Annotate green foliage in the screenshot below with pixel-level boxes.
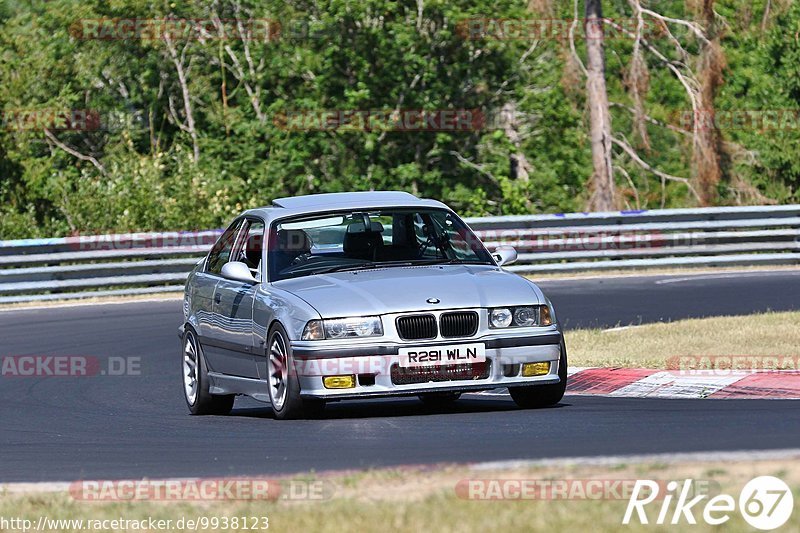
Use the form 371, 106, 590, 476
0, 0, 797, 238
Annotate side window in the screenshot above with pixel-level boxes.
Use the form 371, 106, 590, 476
206, 220, 244, 275
237, 219, 266, 278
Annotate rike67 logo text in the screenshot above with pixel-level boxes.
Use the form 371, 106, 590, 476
623, 476, 794, 530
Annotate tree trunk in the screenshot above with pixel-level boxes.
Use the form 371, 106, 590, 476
691, 0, 724, 206
585, 0, 615, 211
501, 102, 531, 181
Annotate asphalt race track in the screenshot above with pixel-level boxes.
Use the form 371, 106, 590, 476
1, 270, 799, 483
539, 269, 800, 329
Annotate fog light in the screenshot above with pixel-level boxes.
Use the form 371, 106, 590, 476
323, 375, 356, 389
521, 362, 550, 377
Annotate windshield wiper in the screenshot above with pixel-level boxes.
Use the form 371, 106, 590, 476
316, 262, 380, 274
417, 258, 493, 265
316, 258, 491, 275
317, 260, 435, 274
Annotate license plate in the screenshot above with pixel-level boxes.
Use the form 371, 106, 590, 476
398, 343, 486, 368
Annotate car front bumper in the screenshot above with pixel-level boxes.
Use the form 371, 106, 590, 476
291, 330, 564, 400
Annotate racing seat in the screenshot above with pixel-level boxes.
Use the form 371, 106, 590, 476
271, 229, 312, 274
343, 221, 384, 261
375, 214, 419, 261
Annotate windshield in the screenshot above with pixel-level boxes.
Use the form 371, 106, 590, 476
268, 208, 494, 281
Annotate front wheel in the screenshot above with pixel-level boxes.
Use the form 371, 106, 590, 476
182, 329, 235, 415
509, 340, 568, 409
267, 323, 325, 419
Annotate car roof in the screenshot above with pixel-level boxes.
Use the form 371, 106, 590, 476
243, 191, 451, 221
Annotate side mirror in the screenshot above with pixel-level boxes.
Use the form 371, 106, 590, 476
221, 261, 257, 284
492, 246, 518, 267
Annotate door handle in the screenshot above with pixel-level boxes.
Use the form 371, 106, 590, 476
214, 293, 221, 304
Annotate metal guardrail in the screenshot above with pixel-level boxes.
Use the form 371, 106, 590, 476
468, 204, 800, 274
0, 205, 798, 303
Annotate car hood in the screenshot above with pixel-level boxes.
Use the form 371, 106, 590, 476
272, 265, 544, 317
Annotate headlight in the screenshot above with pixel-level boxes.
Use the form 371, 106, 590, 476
513, 307, 538, 327
302, 316, 383, 340
489, 306, 552, 328
489, 308, 513, 328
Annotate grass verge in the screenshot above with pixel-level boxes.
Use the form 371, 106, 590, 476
1, 457, 798, 532
565, 311, 800, 368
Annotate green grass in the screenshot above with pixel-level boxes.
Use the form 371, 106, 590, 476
1, 459, 798, 532
565, 311, 800, 368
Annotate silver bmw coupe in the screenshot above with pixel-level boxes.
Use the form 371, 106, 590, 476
180, 191, 567, 419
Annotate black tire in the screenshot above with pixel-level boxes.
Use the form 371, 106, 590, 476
509, 339, 568, 409
182, 329, 235, 415
266, 323, 325, 420
418, 392, 461, 409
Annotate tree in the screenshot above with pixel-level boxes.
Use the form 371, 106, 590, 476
584, 0, 616, 210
